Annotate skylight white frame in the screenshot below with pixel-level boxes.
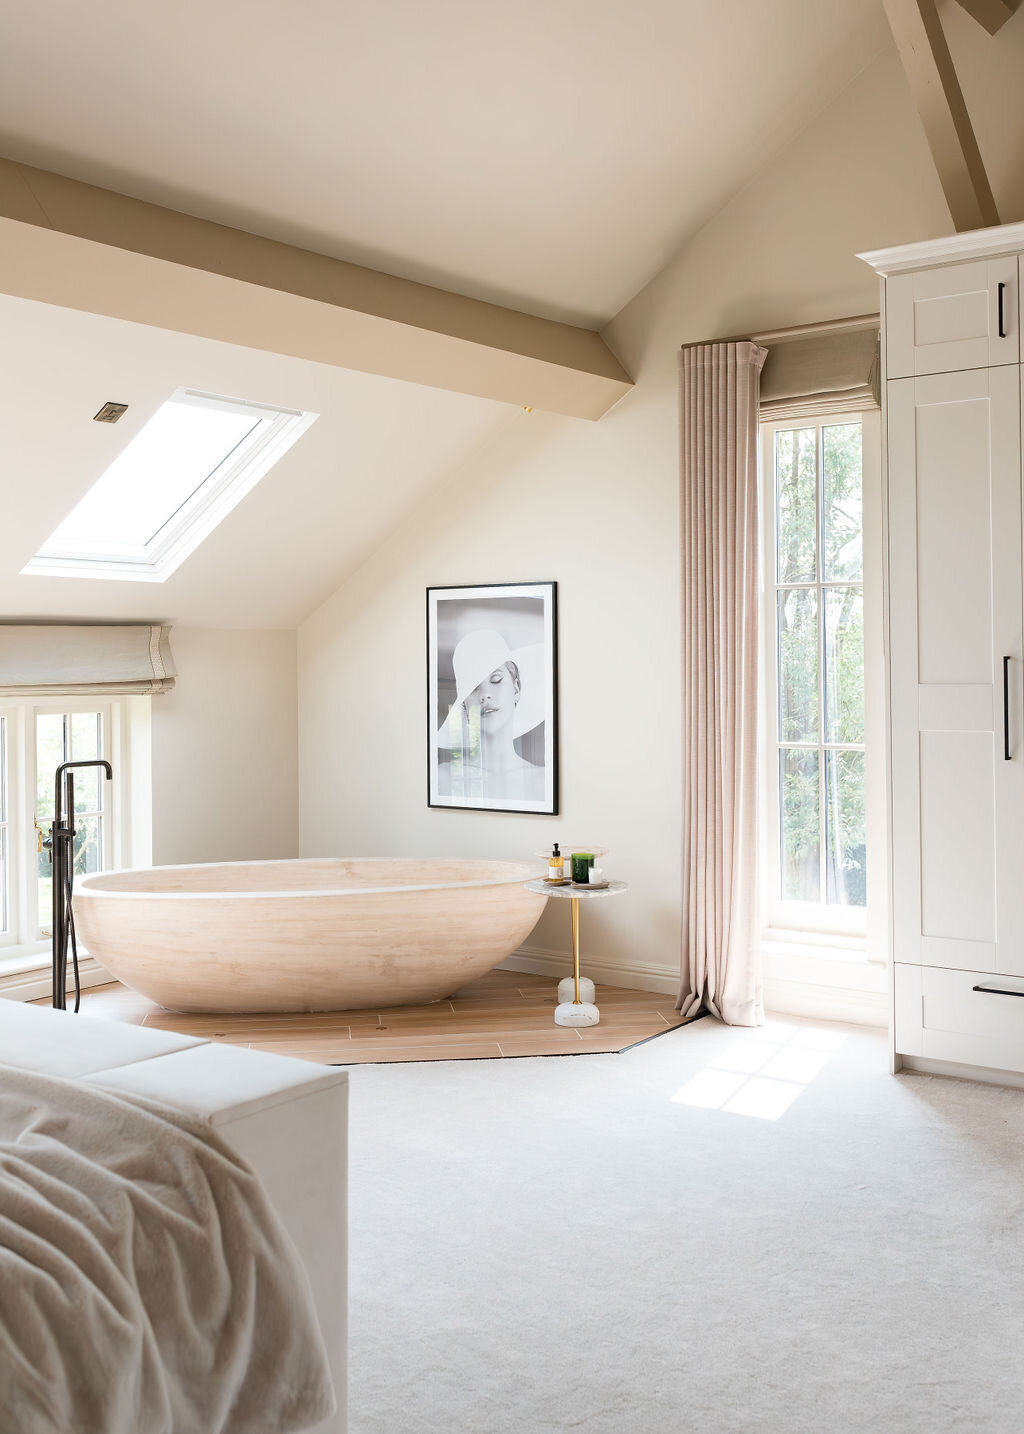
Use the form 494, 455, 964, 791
23, 389, 317, 583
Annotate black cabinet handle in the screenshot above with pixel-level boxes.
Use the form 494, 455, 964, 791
998, 282, 1007, 338
1004, 655, 1012, 760
973, 984, 1024, 999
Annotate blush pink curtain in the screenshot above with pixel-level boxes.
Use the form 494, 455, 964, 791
678, 341, 767, 1027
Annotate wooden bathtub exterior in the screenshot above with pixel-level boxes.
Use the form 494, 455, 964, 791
73, 858, 547, 1013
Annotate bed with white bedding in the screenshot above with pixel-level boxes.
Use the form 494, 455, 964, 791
0, 1064, 335, 1434
0, 1002, 347, 1434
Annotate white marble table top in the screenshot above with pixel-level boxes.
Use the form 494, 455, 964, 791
524, 879, 628, 899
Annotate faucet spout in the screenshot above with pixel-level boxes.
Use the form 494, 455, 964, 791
53, 759, 113, 823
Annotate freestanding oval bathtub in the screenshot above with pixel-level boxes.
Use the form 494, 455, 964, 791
73, 858, 546, 1014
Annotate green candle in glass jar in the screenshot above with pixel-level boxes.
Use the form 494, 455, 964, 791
571, 852, 595, 883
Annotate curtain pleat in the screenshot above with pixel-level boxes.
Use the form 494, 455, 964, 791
678, 341, 766, 1027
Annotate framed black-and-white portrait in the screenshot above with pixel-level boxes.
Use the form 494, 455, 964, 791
427, 581, 558, 814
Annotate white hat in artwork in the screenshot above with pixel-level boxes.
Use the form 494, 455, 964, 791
436, 628, 545, 749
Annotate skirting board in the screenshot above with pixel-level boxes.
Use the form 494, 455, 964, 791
899, 1054, 1024, 1091
505, 948, 888, 1027
0, 955, 110, 1003
501, 945, 680, 996
762, 975, 887, 1029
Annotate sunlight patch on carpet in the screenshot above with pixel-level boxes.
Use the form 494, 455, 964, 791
670, 1021, 847, 1120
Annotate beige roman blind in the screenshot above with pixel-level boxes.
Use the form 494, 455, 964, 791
758, 316, 880, 422
0, 624, 176, 697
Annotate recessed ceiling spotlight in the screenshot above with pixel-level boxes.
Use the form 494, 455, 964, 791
93, 401, 129, 424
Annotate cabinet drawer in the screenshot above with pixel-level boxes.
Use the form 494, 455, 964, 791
886, 257, 1018, 377
895, 963, 1024, 1073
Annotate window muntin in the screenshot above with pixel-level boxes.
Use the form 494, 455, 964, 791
766, 418, 866, 932
22, 389, 317, 583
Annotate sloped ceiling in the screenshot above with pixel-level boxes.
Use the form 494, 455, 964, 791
0, 0, 890, 327
0, 295, 515, 628
0, 2, 897, 632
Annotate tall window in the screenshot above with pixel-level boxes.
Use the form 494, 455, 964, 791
0, 702, 120, 960
762, 417, 866, 935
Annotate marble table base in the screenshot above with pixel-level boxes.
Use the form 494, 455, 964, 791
554, 1000, 601, 1028
558, 976, 596, 1005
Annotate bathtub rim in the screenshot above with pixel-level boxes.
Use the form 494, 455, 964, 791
74, 856, 547, 902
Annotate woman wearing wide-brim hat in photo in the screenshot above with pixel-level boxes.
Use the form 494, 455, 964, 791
436, 628, 546, 802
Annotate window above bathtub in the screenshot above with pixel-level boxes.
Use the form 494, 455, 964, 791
22, 389, 318, 583
0, 695, 148, 991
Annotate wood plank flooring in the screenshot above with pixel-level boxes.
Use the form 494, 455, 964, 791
58, 970, 692, 1065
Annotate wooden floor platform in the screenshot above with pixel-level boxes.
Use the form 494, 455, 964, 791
60, 970, 691, 1065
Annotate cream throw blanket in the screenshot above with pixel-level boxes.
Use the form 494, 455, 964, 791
0, 1065, 335, 1434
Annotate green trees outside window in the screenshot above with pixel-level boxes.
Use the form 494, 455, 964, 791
774, 421, 865, 908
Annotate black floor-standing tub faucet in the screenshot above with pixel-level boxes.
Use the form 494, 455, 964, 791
50, 759, 113, 1012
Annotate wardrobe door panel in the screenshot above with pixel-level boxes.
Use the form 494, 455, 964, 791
887, 366, 1024, 974
886, 257, 1018, 378
915, 385, 999, 680
919, 730, 995, 944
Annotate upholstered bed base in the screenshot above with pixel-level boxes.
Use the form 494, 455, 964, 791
0, 1000, 348, 1434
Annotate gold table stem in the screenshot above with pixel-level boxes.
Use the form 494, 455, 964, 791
570, 897, 581, 1004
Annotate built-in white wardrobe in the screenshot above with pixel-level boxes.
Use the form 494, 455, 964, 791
862, 223, 1024, 1082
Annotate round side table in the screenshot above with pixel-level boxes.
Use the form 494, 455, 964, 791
524, 878, 629, 1026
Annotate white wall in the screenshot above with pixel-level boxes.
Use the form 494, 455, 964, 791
152, 627, 298, 867
298, 408, 684, 985
297, 23, 1024, 994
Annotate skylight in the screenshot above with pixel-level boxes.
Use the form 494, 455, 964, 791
23, 389, 317, 583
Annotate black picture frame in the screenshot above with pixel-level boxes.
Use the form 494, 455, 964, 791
426, 581, 559, 815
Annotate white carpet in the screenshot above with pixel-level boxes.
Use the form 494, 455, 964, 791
346, 1012, 1024, 1433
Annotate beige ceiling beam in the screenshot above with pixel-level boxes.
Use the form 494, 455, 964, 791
881, 0, 1000, 232
952, 0, 1016, 35
0, 158, 632, 421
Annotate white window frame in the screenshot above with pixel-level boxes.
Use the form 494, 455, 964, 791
758, 409, 886, 960
0, 698, 134, 973
22, 389, 317, 584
